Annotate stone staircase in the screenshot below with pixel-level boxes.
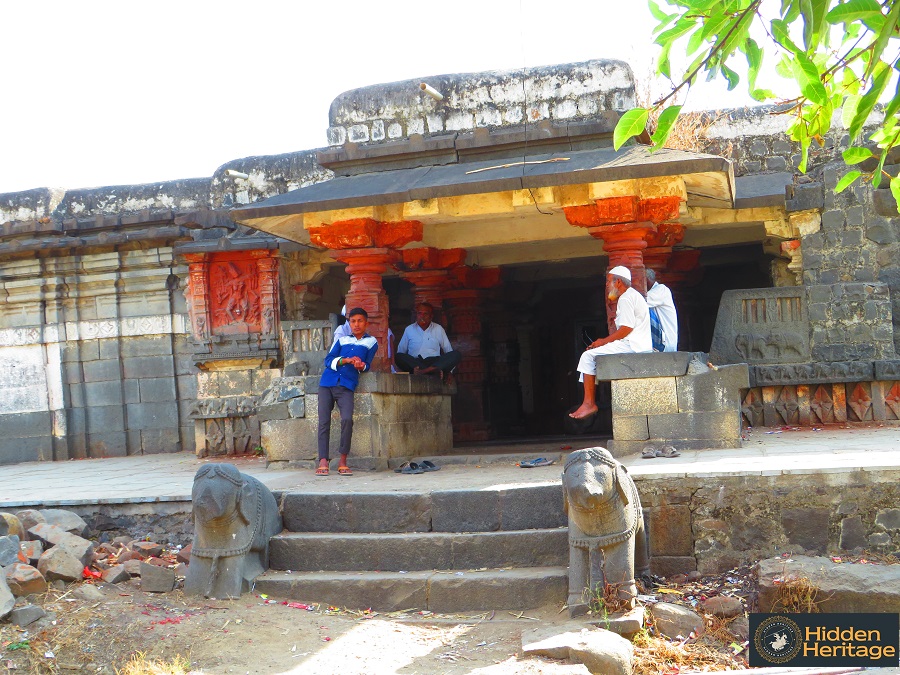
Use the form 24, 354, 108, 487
254, 483, 569, 612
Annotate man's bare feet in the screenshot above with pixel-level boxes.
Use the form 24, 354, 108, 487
413, 367, 422, 375
569, 404, 598, 419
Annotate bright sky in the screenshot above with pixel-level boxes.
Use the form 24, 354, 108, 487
1, 0, 767, 195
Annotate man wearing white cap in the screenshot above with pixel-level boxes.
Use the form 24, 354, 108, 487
569, 265, 653, 419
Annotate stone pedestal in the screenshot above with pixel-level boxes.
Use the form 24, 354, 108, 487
598, 352, 749, 456
259, 373, 454, 469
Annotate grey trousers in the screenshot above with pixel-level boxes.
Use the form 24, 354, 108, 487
318, 385, 354, 460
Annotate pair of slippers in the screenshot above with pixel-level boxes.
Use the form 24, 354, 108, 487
315, 466, 353, 476
518, 457, 555, 468
395, 460, 440, 474
641, 445, 681, 459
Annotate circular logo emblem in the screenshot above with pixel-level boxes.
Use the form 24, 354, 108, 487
754, 616, 802, 664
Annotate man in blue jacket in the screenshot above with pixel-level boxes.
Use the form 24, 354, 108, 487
317, 307, 378, 476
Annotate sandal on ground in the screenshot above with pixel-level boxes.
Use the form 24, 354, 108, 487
641, 447, 659, 459
394, 461, 424, 475
338, 466, 353, 476
658, 445, 681, 458
420, 460, 440, 472
519, 457, 554, 468
315, 466, 330, 476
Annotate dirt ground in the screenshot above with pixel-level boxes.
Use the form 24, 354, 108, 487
1, 586, 598, 674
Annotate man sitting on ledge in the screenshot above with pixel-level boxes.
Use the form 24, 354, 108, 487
570, 266, 652, 420
395, 302, 461, 383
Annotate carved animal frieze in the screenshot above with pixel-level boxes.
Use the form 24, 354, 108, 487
562, 447, 649, 618
189, 396, 259, 419
750, 361, 875, 386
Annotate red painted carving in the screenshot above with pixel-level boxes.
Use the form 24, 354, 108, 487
253, 251, 280, 340
398, 247, 467, 271
563, 195, 681, 228
847, 383, 872, 422
309, 218, 423, 250
810, 385, 835, 424
885, 382, 900, 419
184, 253, 211, 343
332, 248, 398, 372
209, 255, 262, 334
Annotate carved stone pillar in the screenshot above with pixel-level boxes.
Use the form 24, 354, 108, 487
184, 254, 212, 348
445, 267, 502, 442
253, 251, 280, 349
309, 218, 423, 372
395, 247, 467, 324
643, 223, 686, 274
564, 195, 681, 333
291, 284, 324, 320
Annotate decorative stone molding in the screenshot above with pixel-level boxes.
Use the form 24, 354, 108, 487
189, 396, 259, 419
0, 315, 189, 347
308, 218, 423, 250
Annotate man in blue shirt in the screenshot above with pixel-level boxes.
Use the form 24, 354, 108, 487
395, 302, 461, 383
317, 307, 378, 476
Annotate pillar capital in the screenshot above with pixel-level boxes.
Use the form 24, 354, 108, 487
396, 247, 467, 271
309, 218, 423, 250
563, 195, 682, 229
643, 223, 687, 272
449, 266, 503, 291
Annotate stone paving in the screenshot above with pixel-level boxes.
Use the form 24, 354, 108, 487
1, 424, 898, 508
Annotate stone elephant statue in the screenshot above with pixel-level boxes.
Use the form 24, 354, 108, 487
562, 447, 649, 617
184, 463, 282, 599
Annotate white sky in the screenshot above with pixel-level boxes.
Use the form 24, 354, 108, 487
1, 0, 770, 194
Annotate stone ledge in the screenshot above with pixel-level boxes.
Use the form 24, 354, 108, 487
595, 352, 701, 380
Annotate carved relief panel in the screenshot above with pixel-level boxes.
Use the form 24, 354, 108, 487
209, 257, 261, 334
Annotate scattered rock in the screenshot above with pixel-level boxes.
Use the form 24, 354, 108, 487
102, 565, 130, 584
73, 584, 105, 601
132, 541, 164, 557
112, 535, 131, 546
51, 579, 66, 591
40, 509, 88, 536
9, 604, 45, 627
522, 625, 633, 675
123, 559, 142, 577
0, 535, 22, 566
650, 602, 704, 639
667, 574, 688, 585
700, 595, 743, 618
95, 543, 118, 556
28, 523, 68, 547
20, 539, 43, 564
589, 606, 644, 638
37, 546, 84, 582
729, 615, 750, 641
687, 571, 703, 582
15, 509, 46, 532
177, 544, 192, 564
0, 513, 25, 539
0, 572, 14, 619
55, 533, 96, 566
116, 549, 143, 562
174, 563, 189, 577
5, 563, 48, 596
145, 556, 168, 567
140, 562, 175, 593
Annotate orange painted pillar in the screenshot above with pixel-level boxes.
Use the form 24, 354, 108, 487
309, 218, 423, 372
395, 247, 467, 324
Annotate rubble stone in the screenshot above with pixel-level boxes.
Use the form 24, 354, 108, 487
700, 595, 744, 618
15, 509, 46, 532
650, 602, 704, 639
74, 584, 105, 601
729, 615, 750, 641
132, 541, 164, 557
589, 606, 645, 638
0, 513, 25, 539
5, 563, 47, 596
9, 604, 45, 626
40, 509, 88, 536
55, 533, 96, 566
28, 523, 68, 547
123, 559, 142, 576
176, 544, 192, 563
102, 565, 131, 584
0, 572, 13, 619
37, 546, 84, 582
522, 624, 633, 675
20, 539, 43, 564
140, 562, 175, 592
0, 535, 22, 566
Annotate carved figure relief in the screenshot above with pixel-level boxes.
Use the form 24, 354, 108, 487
562, 447, 649, 617
184, 464, 282, 599
190, 396, 258, 419
735, 332, 804, 361
210, 260, 261, 333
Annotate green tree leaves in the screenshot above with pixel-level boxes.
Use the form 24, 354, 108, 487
613, 0, 900, 213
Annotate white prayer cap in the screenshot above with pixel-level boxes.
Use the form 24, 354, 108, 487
341, 305, 347, 316
608, 266, 631, 282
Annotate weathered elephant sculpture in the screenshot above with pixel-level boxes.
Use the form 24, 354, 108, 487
184, 463, 282, 599
562, 447, 649, 617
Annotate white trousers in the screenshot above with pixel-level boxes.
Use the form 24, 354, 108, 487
577, 340, 639, 381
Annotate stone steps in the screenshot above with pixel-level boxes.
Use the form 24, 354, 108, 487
269, 528, 568, 572
254, 567, 569, 612
263, 484, 570, 611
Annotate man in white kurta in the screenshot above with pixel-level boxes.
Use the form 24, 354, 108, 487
395, 302, 461, 381
569, 266, 652, 419
645, 268, 678, 352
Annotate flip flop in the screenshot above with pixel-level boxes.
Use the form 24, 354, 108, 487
641, 447, 659, 459
519, 457, 554, 468
395, 461, 425, 475
420, 460, 440, 472
315, 466, 330, 476
338, 466, 353, 476
658, 445, 681, 458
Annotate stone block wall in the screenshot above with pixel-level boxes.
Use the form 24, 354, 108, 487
0, 248, 196, 463
638, 468, 900, 576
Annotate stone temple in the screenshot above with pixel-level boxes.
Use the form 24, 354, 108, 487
1, 58, 898, 467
